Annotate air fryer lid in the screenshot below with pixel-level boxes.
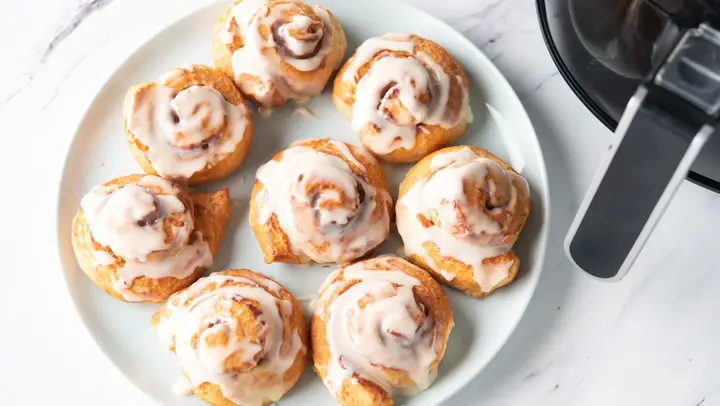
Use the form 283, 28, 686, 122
537, 0, 720, 190
565, 21, 720, 279
570, 0, 720, 79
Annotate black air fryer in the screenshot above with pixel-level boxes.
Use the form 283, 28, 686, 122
537, 0, 720, 279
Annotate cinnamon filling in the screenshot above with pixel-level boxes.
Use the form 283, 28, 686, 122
136, 205, 161, 227
272, 20, 324, 60
175, 132, 221, 152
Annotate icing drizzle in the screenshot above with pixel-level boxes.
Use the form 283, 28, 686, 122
254, 140, 391, 263
219, 0, 339, 105
341, 34, 472, 155
396, 147, 530, 292
80, 176, 212, 301
156, 272, 304, 406
315, 256, 447, 399
127, 68, 249, 179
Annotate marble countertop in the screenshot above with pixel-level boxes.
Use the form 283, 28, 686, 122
2, 0, 718, 405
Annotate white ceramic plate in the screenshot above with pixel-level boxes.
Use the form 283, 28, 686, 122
55, 0, 549, 405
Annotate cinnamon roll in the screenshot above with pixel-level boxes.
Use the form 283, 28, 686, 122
71, 174, 230, 303
333, 34, 472, 163
396, 146, 531, 298
213, 0, 347, 107
249, 138, 392, 264
152, 269, 307, 406
124, 64, 253, 185
311, 255, 454, 406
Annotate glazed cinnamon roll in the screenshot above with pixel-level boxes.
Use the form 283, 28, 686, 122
124, 64, 253, 185
152, 269, 307, 406
396, 146, 531, 298
333, 34, 472, 163
312, 255, 454, 406
249, 139, 392, 264
213, 0, 347, 107
71, 175, 231, 302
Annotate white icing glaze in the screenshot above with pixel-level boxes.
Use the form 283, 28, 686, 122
254, 141, 391, 263
429, 146, 478, 171
157, 273, 304, 406
127, 74, 249, 179
111, 238, 212, 301
316, 256, 443, 398
80, 176, 212, 301
328, 139, 365, 171
220, 0, 338, 105
82, 178, 190, 261
396, 148, 529, 292
342, 34, 471, 155
341, 33, 414, 83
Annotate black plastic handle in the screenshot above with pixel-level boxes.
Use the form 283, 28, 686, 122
566, 88, 712, 279
565, 24, 720, 280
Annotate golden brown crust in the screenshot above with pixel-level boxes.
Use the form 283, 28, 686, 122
191, 188, 232, 256
334, 377, 394, 406
152, 269, 308, 406
398, 146, 531, 298
123, 64, 254, 185
212, 0, 347, 107
409, 250, 520, 299
71, 175, 231, 303
249, 138, 393, 264
311, 256, 453, 405
333, 34, 470, 163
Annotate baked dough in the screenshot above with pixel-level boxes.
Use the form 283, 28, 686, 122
249, 138, 393, 264
396, 145, 531, 297
71, 174, 230, 302
124, 64, 253, 185
333, 33, 471, 163
152, 269, 308, 406
312, 255, 454, 406
213, 0, 347, 107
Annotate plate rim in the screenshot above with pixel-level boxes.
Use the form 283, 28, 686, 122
52, 0, 551, 404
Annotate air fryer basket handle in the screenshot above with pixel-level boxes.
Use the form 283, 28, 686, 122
565, 24, 720, 280
565, 87, 713, 280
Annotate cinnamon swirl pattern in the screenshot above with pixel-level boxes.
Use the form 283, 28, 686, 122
311, 255, 454, 406
71, 175, 231, 302
213, 0, 347, 107
124, 64, 253, 185
333, 34, 472, 163
249, 139, 393, 264
152, 270, 308, 406
396, 146, 531, 298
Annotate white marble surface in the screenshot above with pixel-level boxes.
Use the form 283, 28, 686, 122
1, 0, 718, 405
